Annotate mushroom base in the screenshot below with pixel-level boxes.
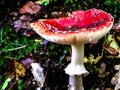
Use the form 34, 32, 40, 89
65, 64, 88, 75
65, 44, 88, 75
69, 75, 84, 90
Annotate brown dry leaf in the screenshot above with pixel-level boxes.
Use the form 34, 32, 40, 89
5, 58, 26, 90
5, 58, 26, 79
103, 34, 120, 58
103, 42, 119, 55
19, 1, 41, 15
5, 58, 16, 78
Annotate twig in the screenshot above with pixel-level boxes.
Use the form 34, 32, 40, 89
2, 45, 27, 52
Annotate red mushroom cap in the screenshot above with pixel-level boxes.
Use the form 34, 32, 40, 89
31, 8, 114, 45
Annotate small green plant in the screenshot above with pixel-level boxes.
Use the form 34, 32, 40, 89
0, 23, 39, 60
35, 0, 50, 5
105, 0, 120, 19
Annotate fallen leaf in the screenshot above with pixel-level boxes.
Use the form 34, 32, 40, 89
13, 15, 35, 36
20, 56, 35, 69
103, 42, 119, 55
19, 1, 41, 15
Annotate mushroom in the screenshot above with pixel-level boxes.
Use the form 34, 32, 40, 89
30, 8, 114, 90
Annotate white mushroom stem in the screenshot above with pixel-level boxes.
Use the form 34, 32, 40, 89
65, 44, 88, 75
65, 44, 88, 90
71, 44, 84, 66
